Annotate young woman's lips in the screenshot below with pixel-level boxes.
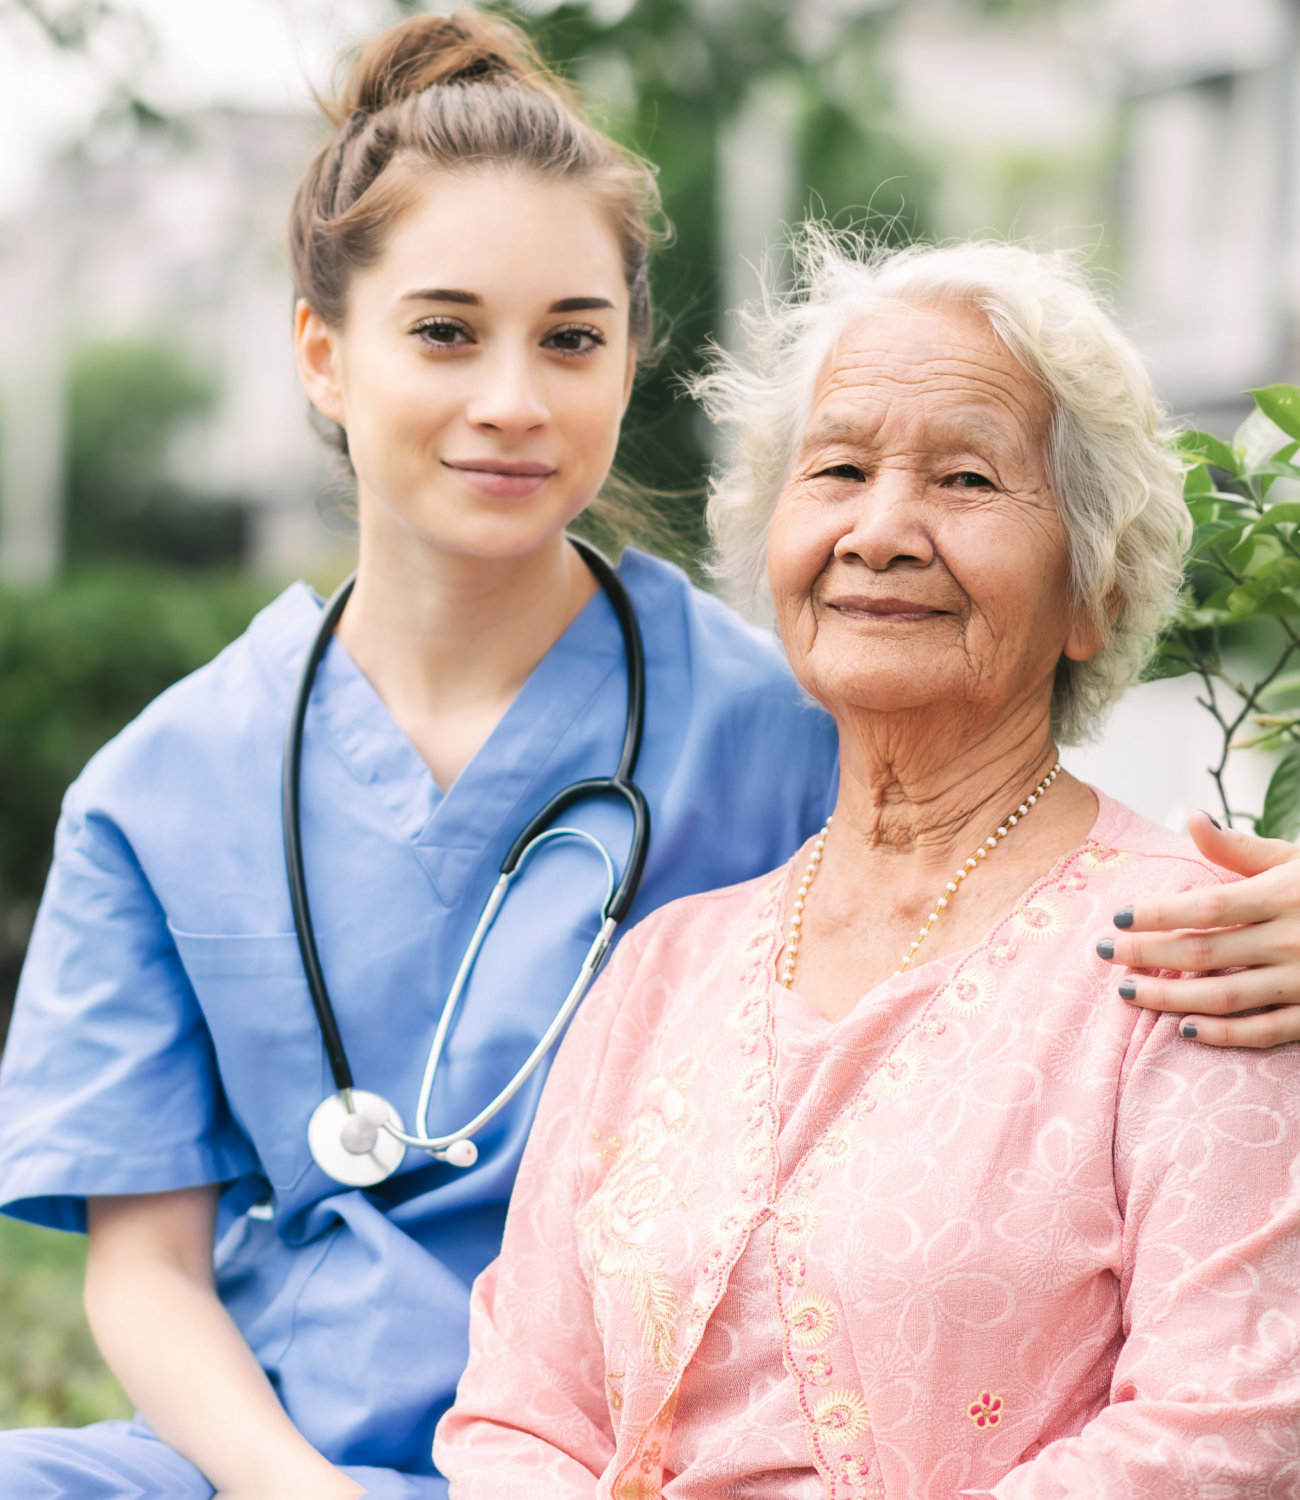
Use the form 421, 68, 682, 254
443, 460, 556, 500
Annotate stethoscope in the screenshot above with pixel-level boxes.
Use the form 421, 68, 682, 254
285, 536, 650, 1187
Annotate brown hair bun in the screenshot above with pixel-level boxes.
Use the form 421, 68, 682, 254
323, 10, 569, 125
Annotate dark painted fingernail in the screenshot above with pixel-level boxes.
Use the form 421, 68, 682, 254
1113, 908, 1134, 929
1203, 811, 1222, 830
1096, 938, 1115, 960
1119, 979, 1137, 1000
1181, 1022, 1199, 1039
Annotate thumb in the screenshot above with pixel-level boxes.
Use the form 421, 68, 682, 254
1187, 808, 1299, 876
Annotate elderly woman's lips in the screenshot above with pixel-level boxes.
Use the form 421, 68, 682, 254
827, 597, 947, 619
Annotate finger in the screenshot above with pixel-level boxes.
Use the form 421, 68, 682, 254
1116, 966, 1300, 1016
1178, 1006, 1300, 1049
1096, 923, 1298, 974
1185, 808, 1300, 877
1110, 859, 1300, 933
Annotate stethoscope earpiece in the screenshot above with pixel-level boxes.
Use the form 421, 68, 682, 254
288, 538, 650, 1188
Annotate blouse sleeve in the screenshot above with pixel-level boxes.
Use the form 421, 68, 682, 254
434, 930, 649, 1495
0, 798, 257, 1230
991, 1012, 1300, 1498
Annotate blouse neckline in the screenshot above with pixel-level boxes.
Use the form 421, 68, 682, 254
768, 784, 1120, 1030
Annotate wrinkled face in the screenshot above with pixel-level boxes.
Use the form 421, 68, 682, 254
768, 300, 1098, 728
296, 167, 634, 561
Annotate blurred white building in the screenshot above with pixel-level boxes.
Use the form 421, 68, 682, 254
0, 107, 337, 582
887, 0, 1300, 426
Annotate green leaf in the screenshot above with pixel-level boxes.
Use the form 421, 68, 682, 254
1246, 501, 1300, 535
1259, 670, 1300, 701
1178, 429, 1240, 474
1200, 583, 1243, 612
1213, 577, 1300, 618
1258, 746, 1300, 838
1251, 459, 1300, 483
1255, 441, 1300, 494
1224, 532, 1277, 572
1249, 385, 1300, 444
1235, 405, 1292, 472
1188, 519, 1251, 557
1184, 462, 1214, 498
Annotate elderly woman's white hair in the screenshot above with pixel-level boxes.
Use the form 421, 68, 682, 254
693, 229, 1191, 744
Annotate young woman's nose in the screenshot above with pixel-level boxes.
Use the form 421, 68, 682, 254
832, 467, 935, 571
466, 346, 549, 435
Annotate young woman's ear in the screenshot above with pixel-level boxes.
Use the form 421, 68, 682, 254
294, 301, 346, 426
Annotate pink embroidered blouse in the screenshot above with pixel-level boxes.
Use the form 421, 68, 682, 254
435, 793, 1300, 1498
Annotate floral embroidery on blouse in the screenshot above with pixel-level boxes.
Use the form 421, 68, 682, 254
813, 1389, 871, 1441
1012, 896, 1066, 941
579, 1062, 703, 1372
942, 971, 995, 1017
968, 1390, 1004, 1428
788, 1293, 838, 1348
775, 1201, 821, 1243
1081, 845, 1129, 870
878, 1045, 927, 1093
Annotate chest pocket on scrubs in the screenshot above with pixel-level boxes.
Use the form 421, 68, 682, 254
168, 927, 327, 1192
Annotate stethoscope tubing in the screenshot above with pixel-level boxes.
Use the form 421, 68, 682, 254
285, 536, 649, 1171
283, 573, 359, 1096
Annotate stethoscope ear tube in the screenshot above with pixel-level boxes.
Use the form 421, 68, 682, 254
499, 778, 648, 924
283, 574, 358, 1097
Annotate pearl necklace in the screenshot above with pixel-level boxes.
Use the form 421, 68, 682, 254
779, 762, 1062, 988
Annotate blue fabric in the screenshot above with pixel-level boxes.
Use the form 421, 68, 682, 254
0, 1419, 436, 1498
0, 549, 838, 1489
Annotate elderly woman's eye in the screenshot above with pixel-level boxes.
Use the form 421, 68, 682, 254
817, 463, 866, 481
946, 470, 994, 489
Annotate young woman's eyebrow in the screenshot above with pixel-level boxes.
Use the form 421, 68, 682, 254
398, 290, 615, 313
549, 296, 615, 313
401, 288, 480, 305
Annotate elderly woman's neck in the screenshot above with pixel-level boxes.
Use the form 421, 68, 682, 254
833, 708, 1063, 858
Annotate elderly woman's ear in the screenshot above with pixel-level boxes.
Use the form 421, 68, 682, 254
1064, 585, 1122, 664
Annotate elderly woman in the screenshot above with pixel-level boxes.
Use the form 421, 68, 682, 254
433, 238, 1300, 1496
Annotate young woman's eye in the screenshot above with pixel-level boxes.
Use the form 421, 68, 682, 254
544, 324, 605, 356
413, 317, 473, 350
817, 463, 866, 482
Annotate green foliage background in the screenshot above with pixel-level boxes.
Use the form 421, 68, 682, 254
1155, 385, 1300, 837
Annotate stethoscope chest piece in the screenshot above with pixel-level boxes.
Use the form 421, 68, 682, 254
308, 1090, 407, 1187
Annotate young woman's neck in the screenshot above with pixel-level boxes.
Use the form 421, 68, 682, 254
335, 513, 597, 787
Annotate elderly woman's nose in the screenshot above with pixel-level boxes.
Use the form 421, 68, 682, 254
831, 473, 935, 570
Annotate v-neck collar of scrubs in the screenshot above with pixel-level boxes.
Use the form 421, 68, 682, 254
248, 553, 666, 902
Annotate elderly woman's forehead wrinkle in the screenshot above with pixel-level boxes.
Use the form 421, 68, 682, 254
812, 320, 1051, 450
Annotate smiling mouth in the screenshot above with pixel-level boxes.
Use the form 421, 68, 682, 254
443, 459, 556, 477
827, 596, 949, 621
442, 459, 556, 500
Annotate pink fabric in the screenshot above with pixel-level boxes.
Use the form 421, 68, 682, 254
435, 793, 1300, 1498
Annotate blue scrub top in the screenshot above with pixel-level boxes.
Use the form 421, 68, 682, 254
0, 548, 837, 1487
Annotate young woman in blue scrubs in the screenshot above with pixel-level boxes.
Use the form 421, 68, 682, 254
0, 15, 836, 1498
1, 10, 1299, 1500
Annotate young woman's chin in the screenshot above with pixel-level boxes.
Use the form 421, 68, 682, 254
375, 497, 596, 566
